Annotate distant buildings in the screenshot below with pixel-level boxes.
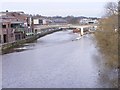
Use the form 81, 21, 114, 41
79, 18, 98, 25
51, 18, 67, 24
33, 17, 67, 25
33, 18, 47, 25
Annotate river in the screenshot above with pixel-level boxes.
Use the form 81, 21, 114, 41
2, 30, 118, 88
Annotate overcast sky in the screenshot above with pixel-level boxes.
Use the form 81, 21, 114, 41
0, 0, 118, 17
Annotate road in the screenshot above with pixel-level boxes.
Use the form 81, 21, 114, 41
2, 30, 118, 88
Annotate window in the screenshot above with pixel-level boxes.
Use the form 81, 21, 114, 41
39, 20, 43, 25
11, 24, 19, 28
2, 25, 6, 28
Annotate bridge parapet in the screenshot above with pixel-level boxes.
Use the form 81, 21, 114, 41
33, 24, 98, 34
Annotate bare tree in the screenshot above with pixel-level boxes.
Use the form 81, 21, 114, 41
104, 2, 118, 16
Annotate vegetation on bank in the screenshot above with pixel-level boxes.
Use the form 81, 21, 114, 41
95, 2, 118, 68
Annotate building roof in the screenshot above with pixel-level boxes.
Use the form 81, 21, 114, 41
7, 12, 29, 18
1, 15, 16, 19
0, 11, 31, 24
0, 18, 24, 24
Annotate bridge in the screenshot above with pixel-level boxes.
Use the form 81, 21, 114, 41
59, 24, 98, 35
34, 24, 98, 35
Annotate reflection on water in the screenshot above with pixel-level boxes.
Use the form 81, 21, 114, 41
13, 43, 36, 52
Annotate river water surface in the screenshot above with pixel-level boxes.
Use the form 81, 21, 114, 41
2, 30, 118, 88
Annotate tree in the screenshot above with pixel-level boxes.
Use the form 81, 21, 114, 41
95, 2, 118, 68
104, 2, 118, 16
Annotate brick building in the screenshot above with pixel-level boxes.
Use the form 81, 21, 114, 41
0, 11, 34, 44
